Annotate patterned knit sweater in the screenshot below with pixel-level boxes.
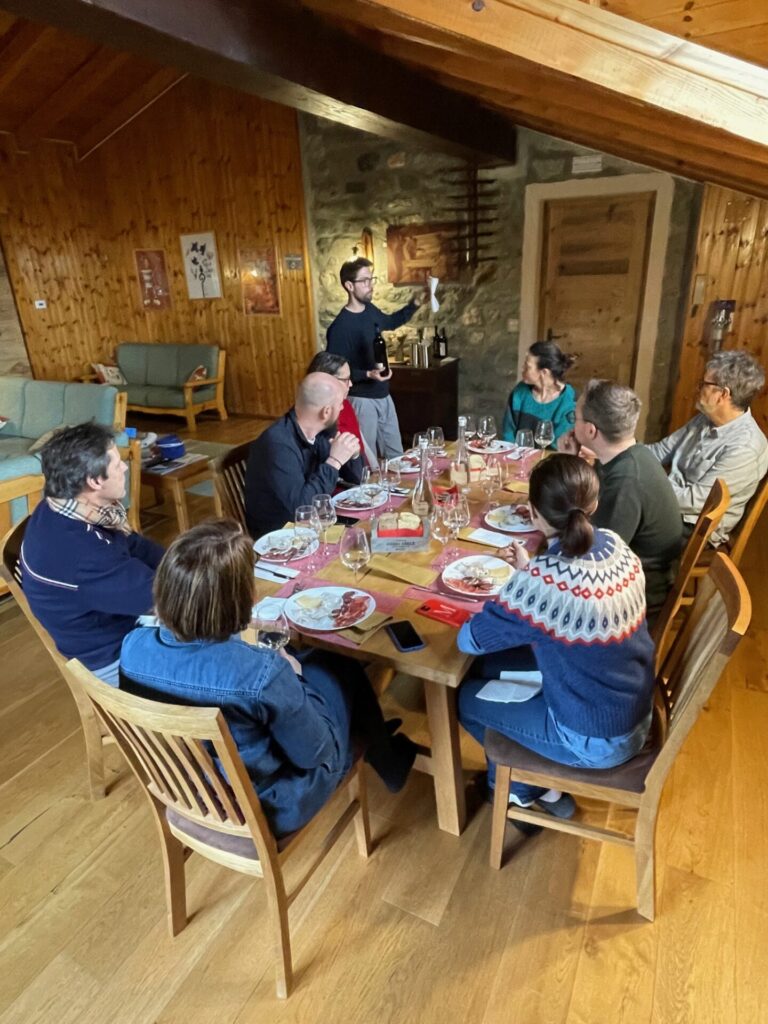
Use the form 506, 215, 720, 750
467, 528, 655, 737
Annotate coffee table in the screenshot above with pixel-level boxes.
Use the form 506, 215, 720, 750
141, 453, 223, 532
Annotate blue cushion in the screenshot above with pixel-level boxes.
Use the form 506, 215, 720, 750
0, 438, 34, 460
117, 343, 149, 385
63, 383, 118, 428
146, 346, 180, 388
0, 377, 29, 437
20, 382, 66, 438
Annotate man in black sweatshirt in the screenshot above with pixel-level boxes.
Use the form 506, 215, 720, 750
326, 257, 424, 466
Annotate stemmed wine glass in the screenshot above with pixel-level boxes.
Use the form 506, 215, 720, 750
339, 526, 371, 584
251, 600, 290, 651
312, 493, 337, 557
383, 459, 401, 510
430, 506, 453, 569
427, 425, 445, 455
446, 494, 470, 561
295, 504, 321, 572
464, 414, 478, 444
480, 459, 503, 513
515, 429, 534, 480
478, 415, 497, 450
534, 420, 554, 455
360, 466, 384, 507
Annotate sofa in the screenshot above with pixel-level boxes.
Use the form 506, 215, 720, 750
0, 377, 139, 538
116, 342, 228, 433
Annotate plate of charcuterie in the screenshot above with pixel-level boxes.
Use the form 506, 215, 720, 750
441, 555, 513, 597
467, 439, 516, 454
283, 587, 375, 631
254, 528, 318, 562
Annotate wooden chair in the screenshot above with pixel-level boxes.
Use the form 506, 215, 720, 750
691, 469, 768, 577
651, 477, 730, 670
0, 518, 114, 799
212, 440, 251, 529
70, 661, 372, 998
486, 552, 750, 921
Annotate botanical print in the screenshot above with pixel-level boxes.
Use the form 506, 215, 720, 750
180, 232, 222, 300
239, 247, 280, 315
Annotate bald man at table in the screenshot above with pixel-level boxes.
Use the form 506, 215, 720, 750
244, 373, 363, 539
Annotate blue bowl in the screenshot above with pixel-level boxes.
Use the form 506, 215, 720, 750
156, 434, 186, 461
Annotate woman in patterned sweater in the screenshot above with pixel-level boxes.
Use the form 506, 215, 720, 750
458, 454, 655, 820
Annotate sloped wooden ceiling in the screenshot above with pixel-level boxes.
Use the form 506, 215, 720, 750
300, 0, 768, 196
0, 12, 183, 157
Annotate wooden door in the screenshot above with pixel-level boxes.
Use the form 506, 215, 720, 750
538, 192, 655, 391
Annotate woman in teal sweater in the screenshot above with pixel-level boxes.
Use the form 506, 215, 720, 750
502, 340, 577, 446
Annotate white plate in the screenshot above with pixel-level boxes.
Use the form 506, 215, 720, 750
389, 451, 422, 474
332, 487, 388, 512
467, 439, 515, 454
254, 528, 318, 562
441, 555, 513, 597
484, 506, 538, 533
283, 586, 375, 632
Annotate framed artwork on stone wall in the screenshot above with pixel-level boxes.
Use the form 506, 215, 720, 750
386, 223, 461, 285
239, 246, 281, 315
180, 231, 222, 300
134, 249, 171, 310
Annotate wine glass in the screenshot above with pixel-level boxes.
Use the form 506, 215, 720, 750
295, 504, 321, 572
251, 601, 290, 651
480, 459, 503, 512
360, 466, 384, 507
339, 526, 371, 583
463, 414, 477, 444
427, 425, 445, 456
412, 431, 429, 451
430, 506, 453, 569
384, 459, 401, 510
515, 429, 534, 479
534, 420, 554, 453
478, 415, 497, 451
312, 493, 337, 554
446, 495, 470, 561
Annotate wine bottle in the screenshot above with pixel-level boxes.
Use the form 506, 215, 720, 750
372, 323, 389, 372
450, 415, 470, 492
437, 328, 448, 359
432, 325, 441, 360
411, 437, 435, 518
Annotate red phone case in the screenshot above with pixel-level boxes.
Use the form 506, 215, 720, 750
416, 598, 472, 628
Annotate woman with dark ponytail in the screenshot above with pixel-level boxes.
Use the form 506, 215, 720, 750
501, 340, 576, 446
457, 454, 655, 822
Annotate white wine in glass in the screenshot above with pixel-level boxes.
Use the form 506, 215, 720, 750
252, 604, 290, 651
534, 420, 554, 451
339, 527, 371, 583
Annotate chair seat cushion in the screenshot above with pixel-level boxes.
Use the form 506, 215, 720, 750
127, 384, 216, 409
166, 806, 260, 859
484, 728, 659, 794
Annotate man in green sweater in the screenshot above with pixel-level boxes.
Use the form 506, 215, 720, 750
559, 379, 682, 615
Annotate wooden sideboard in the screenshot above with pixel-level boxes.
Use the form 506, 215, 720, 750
388, 357, 460, 445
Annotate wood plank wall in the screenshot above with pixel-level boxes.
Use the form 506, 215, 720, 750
669, 183, 768, 435
0, 77, 316, 416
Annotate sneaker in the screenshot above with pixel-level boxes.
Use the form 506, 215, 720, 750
509, 788, 576, 820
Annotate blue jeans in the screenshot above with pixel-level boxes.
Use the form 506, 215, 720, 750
458, 651, 650, 804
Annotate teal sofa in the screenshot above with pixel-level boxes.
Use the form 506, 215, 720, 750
116, 342, 228, 433
0, 377, 129, 531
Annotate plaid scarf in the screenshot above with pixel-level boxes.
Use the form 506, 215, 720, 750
47, 496, 132, 535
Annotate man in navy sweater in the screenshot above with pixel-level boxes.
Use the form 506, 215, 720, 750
326, 257, 424, 466
21, 423, 164, 685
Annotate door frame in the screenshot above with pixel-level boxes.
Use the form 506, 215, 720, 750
518, 173, 675, 439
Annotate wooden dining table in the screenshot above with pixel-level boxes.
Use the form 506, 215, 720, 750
251, 445, 542, 836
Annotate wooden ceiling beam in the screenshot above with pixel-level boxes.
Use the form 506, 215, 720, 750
3, 0, 520, 163
346, 0, 768, 148
351, 21, 768, 195
0, 20, 58, 92
15, 49, 133, 149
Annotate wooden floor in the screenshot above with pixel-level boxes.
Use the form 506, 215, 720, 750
1, 414, 766, 1023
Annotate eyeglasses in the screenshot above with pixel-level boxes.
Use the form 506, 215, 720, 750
353, 276, 377, 285
697, 379, 727, 392
336, 374, 352, 384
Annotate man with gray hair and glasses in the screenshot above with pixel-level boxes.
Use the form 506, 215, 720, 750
646, 350, 767, 546
559, 380, 682, 614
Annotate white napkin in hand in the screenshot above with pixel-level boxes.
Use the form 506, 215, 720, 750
428, 275, 439, 313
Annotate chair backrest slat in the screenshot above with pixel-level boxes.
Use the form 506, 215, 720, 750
213, 442, 251, 529
652, 478, 730, 669
648, 553, 750, 790
184, 737, 244, 824
728, 470, 768, 567
165, 734, 228, 822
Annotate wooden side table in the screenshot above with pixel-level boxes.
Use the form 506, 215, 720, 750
141, 454, 223, 533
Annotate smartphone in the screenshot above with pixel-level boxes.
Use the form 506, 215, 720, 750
386, 620, 426, 652
335, 514, 359, 526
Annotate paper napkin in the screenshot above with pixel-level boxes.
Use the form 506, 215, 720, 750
368, 554, 437, 587
337, 610, 393, 645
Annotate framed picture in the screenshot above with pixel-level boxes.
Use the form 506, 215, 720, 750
239, 246, 280, 315
386, 223, 461, 285
134, 249, 171, 310
180, 231, 222, 300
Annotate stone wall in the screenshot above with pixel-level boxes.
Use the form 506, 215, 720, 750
299, 116, 700, 439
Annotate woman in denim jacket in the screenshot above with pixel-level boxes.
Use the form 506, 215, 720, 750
120, 519, 415, 838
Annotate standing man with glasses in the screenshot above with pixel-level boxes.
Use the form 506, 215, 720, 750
326, 257, 425, 467
646, 350, 767, 544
